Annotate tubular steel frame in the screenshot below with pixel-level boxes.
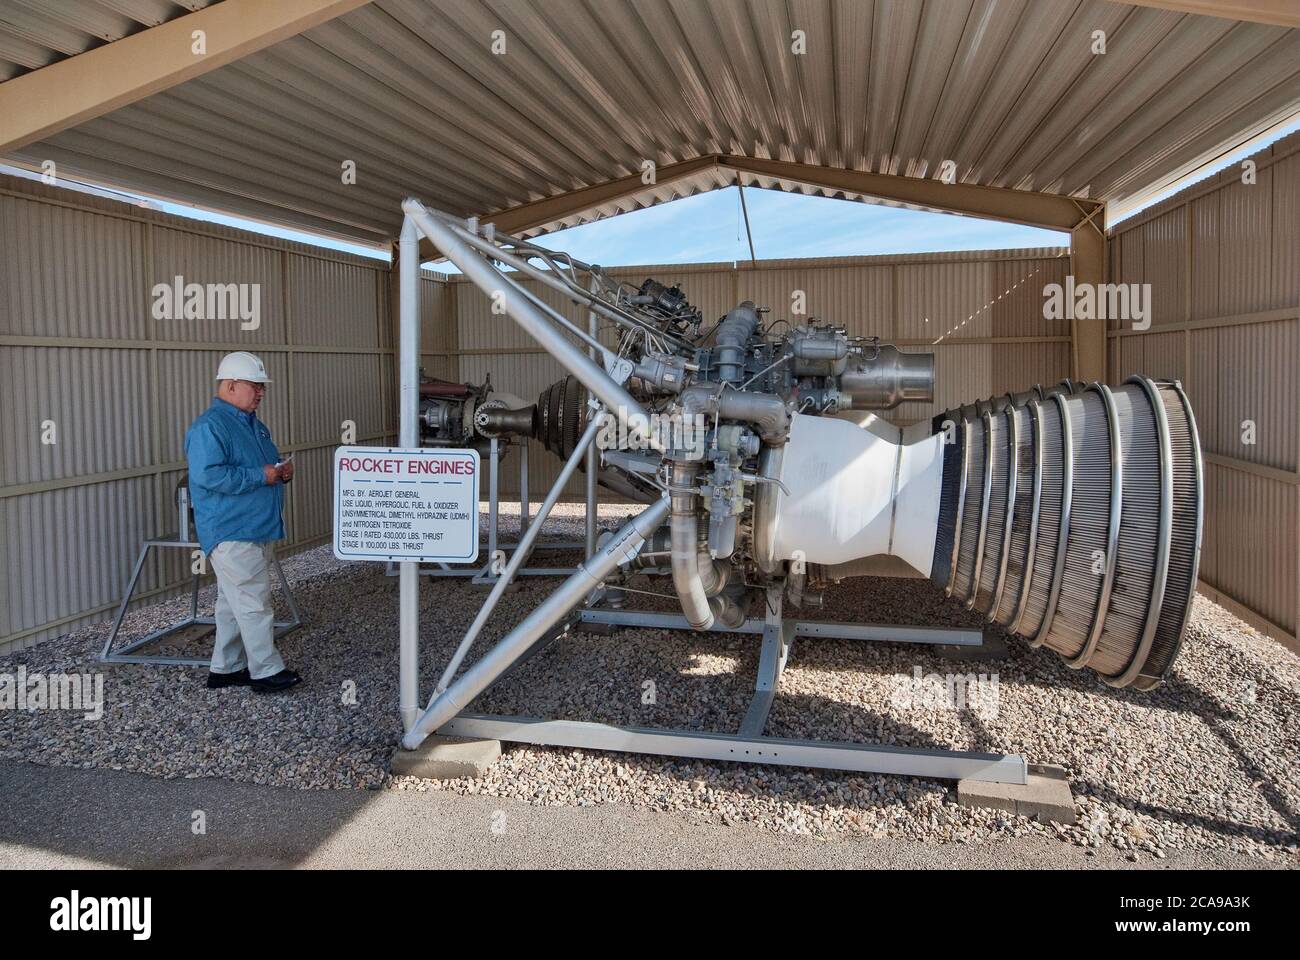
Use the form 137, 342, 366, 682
100, 530, 303, 668
395, 201, 1028, 785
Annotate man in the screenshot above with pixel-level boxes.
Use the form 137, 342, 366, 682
185, 351, 302, 693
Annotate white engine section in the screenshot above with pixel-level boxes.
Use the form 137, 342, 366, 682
766, 414, 945, 574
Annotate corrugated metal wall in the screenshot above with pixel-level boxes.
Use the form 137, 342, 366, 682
433, 247, 1072, 501
0, 174, 411, 654
1108, 131, 1299, 650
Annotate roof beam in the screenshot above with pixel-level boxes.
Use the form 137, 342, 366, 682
489, 155, 723, 235
0, 0, 372, 153
1109, 1, 1300, 28
417, 154, 722, 260
717, 156, 1101, 232
457, 155, 1101, 257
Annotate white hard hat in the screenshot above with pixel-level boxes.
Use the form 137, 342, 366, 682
215, 351, 272, 383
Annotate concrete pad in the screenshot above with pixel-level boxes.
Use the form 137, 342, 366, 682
390, 735, 501, 780
956, 763, 1077, 825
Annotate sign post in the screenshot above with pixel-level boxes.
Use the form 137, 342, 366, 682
333, 446, 480, 563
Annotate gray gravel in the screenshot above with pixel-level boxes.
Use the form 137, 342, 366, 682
2, 502, 1297, 864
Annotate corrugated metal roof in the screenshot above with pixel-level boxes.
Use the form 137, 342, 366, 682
0, 0, 219, 81
2, 0, 1297, 244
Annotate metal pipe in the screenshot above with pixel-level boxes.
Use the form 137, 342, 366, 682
419, 380, 472, 398
398, 213, 420, 734
717, 389, 789, 444
670, 462, 714, 630
435, 416, 603, 695
714, 301, 760, 384
840, 346, 935, 409
737, 176, 757, 267
404, 199, 657, 448
505, 264, 609, 356
403, 496, 671, 749
679, 382, 789, 444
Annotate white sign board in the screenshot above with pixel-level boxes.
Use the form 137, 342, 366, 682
333, 446, 480, 563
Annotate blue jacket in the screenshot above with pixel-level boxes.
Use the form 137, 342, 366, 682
184, 397, 284, 554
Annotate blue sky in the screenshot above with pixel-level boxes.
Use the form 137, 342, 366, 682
484, 187, 1069, 270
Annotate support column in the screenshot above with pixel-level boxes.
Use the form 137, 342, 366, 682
1071, 219, 1107, 384
398, 215, 421, 733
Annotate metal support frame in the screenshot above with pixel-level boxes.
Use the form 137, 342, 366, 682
446, 595, 1019, 783
579, 596, 985, 739
440, 715, 1026, 783
576, 608, 984, 645
395, 199, 1027, 785
99, 537, 302, 667
1070, 215, 1108, 383
739, 586, 795, 736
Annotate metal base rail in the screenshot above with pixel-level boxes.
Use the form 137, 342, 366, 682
440, 714, 1027, 784
577, 607, 984, 646
100, 536, 303, 667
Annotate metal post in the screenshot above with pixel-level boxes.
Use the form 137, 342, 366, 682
738, 585, 794, 737
519, 440, 530, 535
403, 496, 670, 749
487, 437, 499, 574
585, 278, 599, 561
398, 212, 420, 733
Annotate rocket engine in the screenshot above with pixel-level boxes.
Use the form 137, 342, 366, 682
404, 203, 1202, 692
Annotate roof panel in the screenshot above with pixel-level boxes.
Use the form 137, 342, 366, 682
0, 0, 217, 77
1, 0, 1295, 244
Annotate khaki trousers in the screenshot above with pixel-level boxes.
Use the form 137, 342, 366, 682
208, 541, 286, 680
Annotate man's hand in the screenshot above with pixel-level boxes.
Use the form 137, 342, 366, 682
263, 464, 282, 485
280, 459, 295, 483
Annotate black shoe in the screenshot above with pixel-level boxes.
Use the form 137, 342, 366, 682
206, 668, 251, 689
250, 668, 302, 693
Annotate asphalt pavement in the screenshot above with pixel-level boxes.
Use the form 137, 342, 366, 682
0, 760, 1271, 870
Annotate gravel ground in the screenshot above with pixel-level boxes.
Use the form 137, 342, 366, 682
2, 503, 1297, 864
